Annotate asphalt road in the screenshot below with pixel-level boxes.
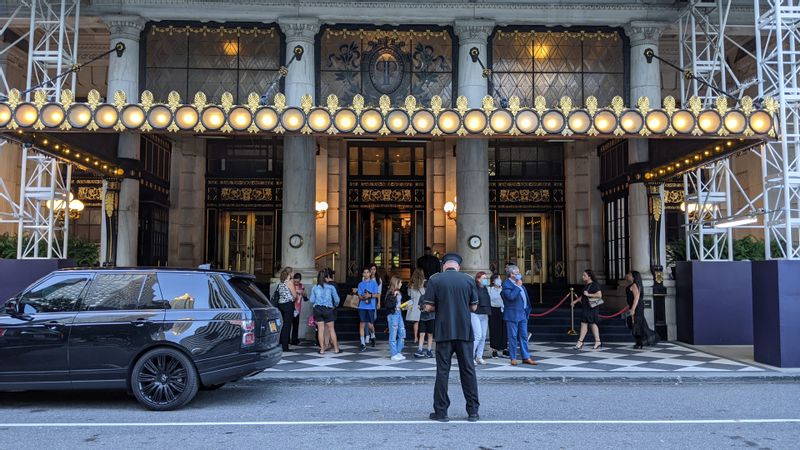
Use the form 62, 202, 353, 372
1, 380, 799, 449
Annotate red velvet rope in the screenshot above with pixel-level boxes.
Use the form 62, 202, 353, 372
529, 293, 571, 318
600, 306, 630, 319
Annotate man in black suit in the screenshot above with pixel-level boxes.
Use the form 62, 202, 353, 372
416, 247, 442, 280
422, 253, 480, 422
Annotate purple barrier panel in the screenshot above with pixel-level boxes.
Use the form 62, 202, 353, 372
0, 259, 76, 304
752, 260, 800, 368
675, 260, 753, 345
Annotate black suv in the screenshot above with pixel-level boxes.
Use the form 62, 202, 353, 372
0, 268, 282, 410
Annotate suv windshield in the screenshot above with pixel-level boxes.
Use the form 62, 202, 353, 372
228, 277, 273, 309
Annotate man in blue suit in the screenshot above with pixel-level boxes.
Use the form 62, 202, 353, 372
500, 264, 538, 366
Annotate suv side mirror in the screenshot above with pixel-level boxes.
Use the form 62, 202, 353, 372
3, 298, 19, 315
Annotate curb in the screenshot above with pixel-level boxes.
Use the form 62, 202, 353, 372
240, 371, 800, 386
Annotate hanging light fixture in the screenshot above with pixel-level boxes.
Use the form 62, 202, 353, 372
697, 110, 722, 134
175, 105, 199, 130
645, 110, 669, 134
619, 110, 644, 134
359, 109, 383, 133
489, 110, 513, 134
386, 110, 409, 134
94, 104, 119, 129
201, 106, 226, 131
307, 108, 332, 132
254, 107, 279, 131
723, 110, 746, 134
593, 110, 617, 134
40, 103, 65, 128
14, 103, 38, 128
411, 110, 435, 134
515, 109, 539, 134
567, 110, 592, 134
749, 111, 772, 134
66, 104, 92, 128
541, 111, 565, 134
463, 109, 487, 134
672, 110, 695, 134
228, 107, 253, 131
120, 105, 146, 128
334, 109, 358, 133
437, 110, 461, 134
147, 105, 172, 130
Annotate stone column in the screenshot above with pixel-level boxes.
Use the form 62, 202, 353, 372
279, 18, 319, 341
454, 20, 493, 274
626, 22, 666, 327
104, 15, 145, 267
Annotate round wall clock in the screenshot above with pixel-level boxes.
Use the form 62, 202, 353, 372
289, 234, 304, 248
468, 235, 482, 249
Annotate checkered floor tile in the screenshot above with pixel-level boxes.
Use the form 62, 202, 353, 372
265, 341, 765, 373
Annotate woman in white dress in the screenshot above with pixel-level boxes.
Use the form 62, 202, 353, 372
406, 268, 425, 343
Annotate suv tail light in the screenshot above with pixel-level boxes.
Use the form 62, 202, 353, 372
242, 319, 255, 346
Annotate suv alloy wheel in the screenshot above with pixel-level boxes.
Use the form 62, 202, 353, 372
131, 347, 199, 411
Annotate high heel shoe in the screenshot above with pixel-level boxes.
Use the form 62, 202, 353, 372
573, 340, 584, 350
593, 341, 602, 350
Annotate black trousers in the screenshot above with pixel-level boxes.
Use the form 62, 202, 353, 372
291, 309, 300, 344
434, 340, 480, 416
489, 307, 507, 351
278, 302, 294, 351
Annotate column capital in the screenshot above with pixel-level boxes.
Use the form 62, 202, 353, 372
279, 17, 321, 44
624, 21, 668, 46
453, 20, 495, 46
102, 15, 146, 41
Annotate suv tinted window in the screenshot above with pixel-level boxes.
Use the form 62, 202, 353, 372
80, 274, 146, 311
19, 274, 90, 314
157, 273, 238, 309
138, 274, 166, 309
228, 277, 273, 309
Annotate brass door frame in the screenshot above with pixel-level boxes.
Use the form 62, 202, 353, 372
368, 211, 412, 279
499, 213, 548, 284
222, 211, 275, 276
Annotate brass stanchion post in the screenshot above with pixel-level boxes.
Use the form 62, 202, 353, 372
567, 288, 577, 336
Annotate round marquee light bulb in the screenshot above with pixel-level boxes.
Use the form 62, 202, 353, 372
723, 110, 746, 134
593, 110, 617, 134
541, 111, 565, 134
697, 110, 721, 134
334, 109, 358, 133
201, 106, 226, 131
463, 109, 487, 134
307, 108, 332, 132
14, 103, 38, 128
40, 103, 65, 128
228, 107, 252, 131
672, 110, 695, 134
645, 110, 669, 134
175, 106, 199, 130
120, 105, 146, 128
749, 111, 772, 134
280, 107, 305, 132
66, 104, 92, 128
360, 109, 383, 133
94, 104, 118, 129
386, 110, 410, 134
437, 110, 461, 134
411, 110, 435, 134
619, 110, 643, 134
567, 110, 592, 134
490, 110, 513, 134
515, 110, 539, 134
0, 103, 12, 127
147, 105, 172, 129
254, 107, 278, 131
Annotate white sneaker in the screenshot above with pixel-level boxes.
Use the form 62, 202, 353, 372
398, 354, 406, 360
391, 354, 403, 361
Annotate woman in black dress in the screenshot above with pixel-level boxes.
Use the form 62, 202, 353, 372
570, 269, 602, 350
625, 271, 660, 349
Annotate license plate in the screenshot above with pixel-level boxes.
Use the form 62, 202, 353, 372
269, 321, 278, 332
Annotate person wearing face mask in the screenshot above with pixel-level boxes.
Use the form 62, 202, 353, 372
471, 272, 492, 365
500, 264, 537, 366
487, 274, 508, 358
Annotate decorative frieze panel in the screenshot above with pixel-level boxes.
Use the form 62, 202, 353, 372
347, 179, 425, 208
206, 179, 282, 209
490, 180, 564, 208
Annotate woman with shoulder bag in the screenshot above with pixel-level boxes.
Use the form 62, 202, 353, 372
275, 267, 297, 352
570, 269, 603, 350
309, 269, 341, 354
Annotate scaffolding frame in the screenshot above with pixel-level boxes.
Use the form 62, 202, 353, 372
0, 0, 80, 101
755, 0, 800, 259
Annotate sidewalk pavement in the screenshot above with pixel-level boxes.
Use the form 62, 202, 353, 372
248, 340, 800, 384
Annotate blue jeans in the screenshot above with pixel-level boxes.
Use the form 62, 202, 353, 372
388, 312, 406, 356
506, 320, 530, 360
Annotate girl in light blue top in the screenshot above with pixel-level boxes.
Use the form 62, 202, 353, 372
310, 269, 341, 354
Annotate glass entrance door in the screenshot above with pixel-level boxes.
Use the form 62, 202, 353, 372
497, 213, 547, 284
223, 212, 275, 282
368, 212, 413, 280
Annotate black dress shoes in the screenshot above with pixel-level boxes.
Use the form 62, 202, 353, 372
429, 412, 450, 422
467, 413, 480, 422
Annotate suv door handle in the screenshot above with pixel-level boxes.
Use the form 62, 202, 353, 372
131, 318, 151, 327
44, 321, 62, 330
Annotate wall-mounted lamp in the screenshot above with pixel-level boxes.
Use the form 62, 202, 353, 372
444, 199, 457, 221
315, 201, 329, 220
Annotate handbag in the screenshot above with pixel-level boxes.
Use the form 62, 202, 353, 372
588, 297, 604, 308
343, 294, 360, 309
